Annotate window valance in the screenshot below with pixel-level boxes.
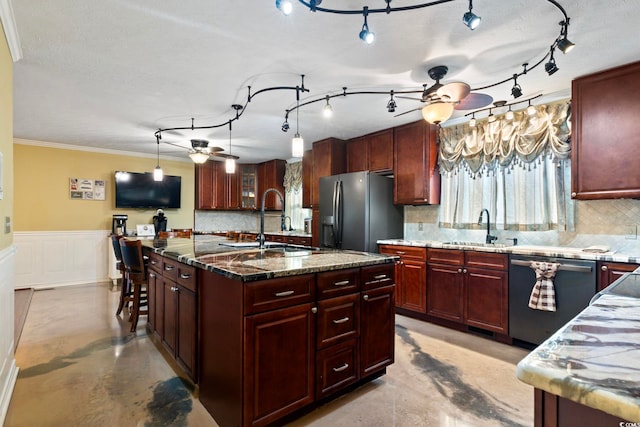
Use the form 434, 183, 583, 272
283, 160, 303, 193
438, 101, 571, 175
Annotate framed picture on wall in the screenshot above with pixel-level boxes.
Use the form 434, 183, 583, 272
69, 177, 106, 201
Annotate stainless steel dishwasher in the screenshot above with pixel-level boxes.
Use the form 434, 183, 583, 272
509, 254, 596, 346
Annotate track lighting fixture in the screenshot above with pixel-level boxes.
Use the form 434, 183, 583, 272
505, 106, 514, 121
557, 20, 575, 54
323, 95, 333, 118
469, 113, 476, 128
387, 91, 397, 113
281, 118, 290, 132
275, 0, 293, 15
511, 74, 523, 99
292, 88, 304, 158
462, 0, 481, 30
359, 7, 375, 44
527, 100, 537, 116
487, 108, 496, 123
463, 94, 542, 123
153, 135, 163, 181
225, 122, 236, 174
545, 47, 559, 76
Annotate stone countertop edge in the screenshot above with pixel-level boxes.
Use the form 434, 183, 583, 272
514, 292, 640, 422
376, 239, 640, 263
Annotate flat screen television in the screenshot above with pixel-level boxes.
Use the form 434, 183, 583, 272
115, 171, 182, 209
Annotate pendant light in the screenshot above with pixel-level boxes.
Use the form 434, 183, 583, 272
291, 88, 304, 158
153, 135, 163, 181
225, 121, 236, 174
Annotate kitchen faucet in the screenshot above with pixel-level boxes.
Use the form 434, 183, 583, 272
478, 208, 498, 244
258, 188, 285, 249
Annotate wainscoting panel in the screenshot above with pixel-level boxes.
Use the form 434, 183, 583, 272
13, 231, 111, 289
0, 245, 18, 425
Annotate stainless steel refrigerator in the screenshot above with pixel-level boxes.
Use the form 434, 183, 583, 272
319, 171, 403, 253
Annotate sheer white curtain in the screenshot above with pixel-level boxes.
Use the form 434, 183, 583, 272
438, 101, 573, 231
283, 161, 311, 230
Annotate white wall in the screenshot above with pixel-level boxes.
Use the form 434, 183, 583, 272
0, 245, 18, 423
13, 230, 111, 289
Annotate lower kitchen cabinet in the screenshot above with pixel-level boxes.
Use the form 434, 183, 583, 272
378, 244, 427, 314
427, 249, 509, 335
360, 279, 395, 377
597, 261, 640, 291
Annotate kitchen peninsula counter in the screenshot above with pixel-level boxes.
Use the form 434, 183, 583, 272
516, 272, 640, 424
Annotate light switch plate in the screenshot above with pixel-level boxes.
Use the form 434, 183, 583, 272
4, 216, 10, 234
418, 222, 423, 231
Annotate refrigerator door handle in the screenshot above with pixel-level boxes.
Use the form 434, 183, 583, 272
331, 180, 339, 248
335, 180, 342, 248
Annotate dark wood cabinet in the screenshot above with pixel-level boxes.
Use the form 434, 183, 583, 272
534, 389, 627, 427
244, 302, 315, 426
393, 120, 440, 205
311, 138, 346, 208
257, 159, 286, 211
347, 129, 393, 173
572, 60, 640, 199
378, 244, 427, 314
597, 261, 640, 291
426, 249, 509, 334
239, 164, 256, 209
195, 160, 240, 210
302, 149, 312, 208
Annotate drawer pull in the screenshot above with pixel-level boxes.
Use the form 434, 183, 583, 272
332, 317, 350, 324
333, 363, 349, 372
149, 273, 156, 278
334, 280, 350, 287
180, 273, 191, 279
170, 286, 178, 292
373, 274, 387, 280
396, 251, 405, 255
165, 265, 175, 271
150, 260, 158, 265
274, 290, 295, 297
363, 294, 369, 301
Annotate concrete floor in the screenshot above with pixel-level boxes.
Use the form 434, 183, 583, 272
5, 283, 533, 427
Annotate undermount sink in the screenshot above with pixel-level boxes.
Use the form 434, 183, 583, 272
218, 241, 286, 248
442, 241, 507, 248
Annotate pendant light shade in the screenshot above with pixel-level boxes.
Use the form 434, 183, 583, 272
225, 158, 236, 174
292, 133, 304, 158
153, 136, 163, 181
421, 102, 454, 125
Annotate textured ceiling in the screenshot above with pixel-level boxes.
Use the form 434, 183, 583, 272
10, 1, 640, 164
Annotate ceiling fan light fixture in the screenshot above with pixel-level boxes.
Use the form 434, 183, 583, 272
275, 0, 293, 15
462, 0, 481, 30
189, 151, 210, 164
421, 102, 454, 125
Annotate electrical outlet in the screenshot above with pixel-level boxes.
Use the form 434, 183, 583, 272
4, 216, 10, 234
625, 224, 637, 240
418, 222, 423, 231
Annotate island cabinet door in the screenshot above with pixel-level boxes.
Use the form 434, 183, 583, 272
360, 284, 395, 378
243, 302, 315, 427
162, 280, 178, 356
176, 285, 197, 379
147, 269, 157, 333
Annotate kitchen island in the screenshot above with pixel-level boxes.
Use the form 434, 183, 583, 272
516, 271, 640, 425
140, 235, 397, 427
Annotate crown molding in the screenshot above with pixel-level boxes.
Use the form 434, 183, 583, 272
0, 0, 22, 62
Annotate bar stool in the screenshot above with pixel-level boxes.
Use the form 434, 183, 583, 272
118, 239, 149, 333
111, 234, 133, 316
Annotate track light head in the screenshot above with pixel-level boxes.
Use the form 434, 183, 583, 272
510, 74, 523, 99
469, 114, 476, 127
275, 0, 293, 15
462, 0, 481, 30
387, 91, 396, 113
557, 37, 575, 54
281, 120, 290, 132
505, 108, 514, 121
359, 7, 374, 44
545, 49, 559, 76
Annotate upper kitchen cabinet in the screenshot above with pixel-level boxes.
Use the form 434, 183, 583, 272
572, 60, 640, 199
302, 149, 312, 209
311, 138, 346, 208
196, 160, 238, 210
239, 164, 257, 209
346, 129, 393, 174
257, 159, 286, 210
393, 120, 440, 205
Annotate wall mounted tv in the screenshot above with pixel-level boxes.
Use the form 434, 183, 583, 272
114, 171, 182, 209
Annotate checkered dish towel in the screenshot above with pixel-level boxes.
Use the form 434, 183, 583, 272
528, 261, 560, 312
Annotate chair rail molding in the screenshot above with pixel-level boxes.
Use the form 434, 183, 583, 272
0, 245, 18, 425
14, 230, 111, 289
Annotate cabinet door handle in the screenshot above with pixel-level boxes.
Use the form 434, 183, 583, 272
333, 363, 349, 372
374, 274, 387, 280
180, 273, 191, 279
165, 265, 174, 271
363, 294, 369, 301
150, 260, 158, 265
311, 307, 318, 314
601, 265, 608, 271
463, 268, 467, 273
149, 273, 156, 278
334, 280, 350, 287
458, 268, 463, 273
170, 286, 178, 292
274, 290, 294, 297
332, 317, 350, 324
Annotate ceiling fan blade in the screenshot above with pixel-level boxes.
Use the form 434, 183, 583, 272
454, 93, 494, 110
394, 107, 422, 118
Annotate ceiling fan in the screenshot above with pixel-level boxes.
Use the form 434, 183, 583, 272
395, 65, 493, 124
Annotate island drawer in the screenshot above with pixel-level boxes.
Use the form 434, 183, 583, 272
176, 263, 197, 292
147, 251, 163, 272
244, 274, 316, 315
361, 264, 394, 291
316, 338, 359, 399
317, 268, 361, 300
162, 258, 179, 282
316, 293, 360, 349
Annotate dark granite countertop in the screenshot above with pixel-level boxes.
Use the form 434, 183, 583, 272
140, 235, 395, 282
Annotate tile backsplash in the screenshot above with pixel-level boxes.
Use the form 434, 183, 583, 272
404, 199, 640, 256
195, 210, 282, 233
